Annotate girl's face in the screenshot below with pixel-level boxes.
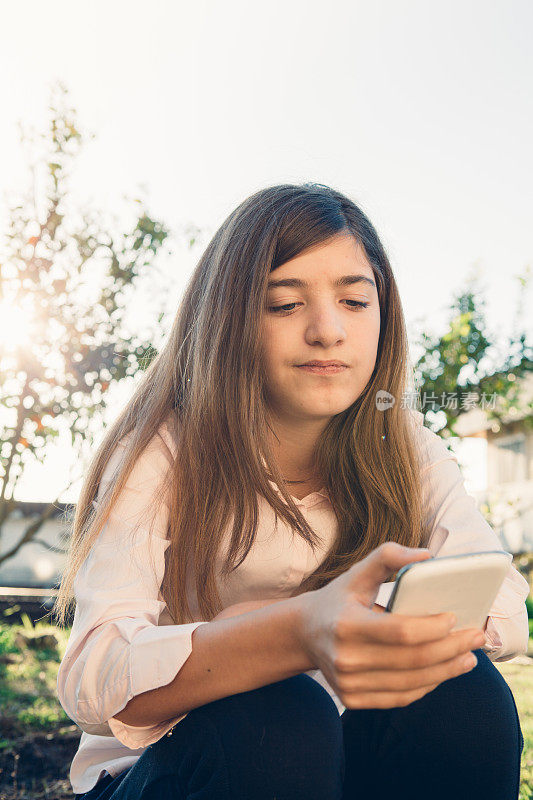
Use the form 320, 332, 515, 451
260, 233, 381, 425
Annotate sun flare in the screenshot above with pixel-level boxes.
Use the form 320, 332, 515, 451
0, 297, 35, 351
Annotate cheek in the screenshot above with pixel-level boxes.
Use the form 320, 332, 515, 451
348, 313, 380, 348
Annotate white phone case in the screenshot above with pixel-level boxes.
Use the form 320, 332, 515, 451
385, 550, 512, 632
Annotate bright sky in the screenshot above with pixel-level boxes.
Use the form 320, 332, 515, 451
1, 0, 531, 501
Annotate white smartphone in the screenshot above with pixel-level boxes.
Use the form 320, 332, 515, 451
385, 550, 513, 632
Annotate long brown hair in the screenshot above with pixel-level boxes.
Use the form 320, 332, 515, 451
52, 182, 428, 628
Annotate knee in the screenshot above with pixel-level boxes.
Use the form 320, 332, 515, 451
191, 673, 345, 798
436, 649, 521, 731
389, 649, 523, 758
202, 672, 343, 752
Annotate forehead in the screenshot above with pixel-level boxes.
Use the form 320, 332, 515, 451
268, 235, 376, 291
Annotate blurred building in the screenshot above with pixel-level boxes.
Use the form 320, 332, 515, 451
0, 501, 72, 589
454, 372, 533, 558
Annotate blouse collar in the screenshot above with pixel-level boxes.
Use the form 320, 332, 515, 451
260, 454, 330, 509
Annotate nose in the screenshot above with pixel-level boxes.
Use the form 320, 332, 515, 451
304, 303, 347, 348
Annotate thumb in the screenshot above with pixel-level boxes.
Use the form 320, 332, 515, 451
349, 542, 432, 607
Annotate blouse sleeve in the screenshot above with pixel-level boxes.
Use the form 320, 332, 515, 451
56, 430, 209, 750
374, 412, 530, 663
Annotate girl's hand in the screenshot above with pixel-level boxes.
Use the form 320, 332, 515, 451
297, 542, 486, 710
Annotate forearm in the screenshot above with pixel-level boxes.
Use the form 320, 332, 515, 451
219, 598, 387, 617
113, 594, 314, 728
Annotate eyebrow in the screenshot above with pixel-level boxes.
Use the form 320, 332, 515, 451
267, 274, 376, 291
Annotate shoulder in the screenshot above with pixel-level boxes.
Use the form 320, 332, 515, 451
99, 412, 178, 492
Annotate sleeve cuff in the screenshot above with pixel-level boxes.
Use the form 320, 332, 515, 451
107, 620, 209, 750
481, 610, 530, 663
481, 616, 503, 654
108, 709, 188, 750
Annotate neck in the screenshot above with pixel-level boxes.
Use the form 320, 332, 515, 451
265, 412, 327, 483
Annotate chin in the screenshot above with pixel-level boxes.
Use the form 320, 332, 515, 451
297, 400, 354, 418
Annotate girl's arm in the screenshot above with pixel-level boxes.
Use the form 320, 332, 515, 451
213, 598, 387, 620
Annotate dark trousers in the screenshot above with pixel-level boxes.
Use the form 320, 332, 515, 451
74, 649, 524, 800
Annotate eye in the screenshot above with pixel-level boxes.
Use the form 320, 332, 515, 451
268, 300, 370, 315
268, 303, 299, 314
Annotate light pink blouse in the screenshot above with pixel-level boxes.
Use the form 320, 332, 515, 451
57, 410, 531, 795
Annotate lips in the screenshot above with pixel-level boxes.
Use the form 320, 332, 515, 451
296, 363, 348, 374
297, 361, 348, 367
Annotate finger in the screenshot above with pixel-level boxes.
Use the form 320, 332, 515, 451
352, 606, 456, 646
349, 542, 432, 606
336, 627, 485, 672
338, 649, 478, 694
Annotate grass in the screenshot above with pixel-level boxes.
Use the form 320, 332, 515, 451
0, 615, 71, 733
498, 659, 533, 800
1, 614, 533, 798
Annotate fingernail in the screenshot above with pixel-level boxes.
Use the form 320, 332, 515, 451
463, 654, 477, 670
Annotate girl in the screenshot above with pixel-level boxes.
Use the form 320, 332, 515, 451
54, 183, 529, 800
